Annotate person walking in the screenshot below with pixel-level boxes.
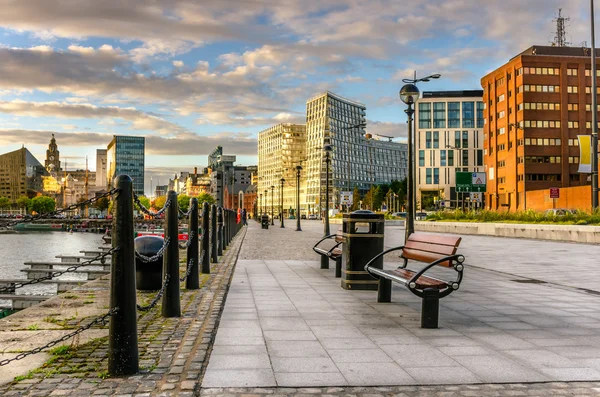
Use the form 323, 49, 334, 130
241, 208, 247, 226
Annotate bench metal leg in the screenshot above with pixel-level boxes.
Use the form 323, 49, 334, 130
421, 288, 439, 329
377, 278, 392, 303
320, 255, 329, 269
335, 258, 342, 278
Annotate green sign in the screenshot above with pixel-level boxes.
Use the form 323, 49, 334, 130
455, 172, 486, 192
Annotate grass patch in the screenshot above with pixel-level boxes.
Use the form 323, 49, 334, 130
49, 345, 70, 355
26, 324, 39, 330
426, 208, 600, 225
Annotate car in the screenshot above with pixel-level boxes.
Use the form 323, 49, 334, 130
308, 214, 317, 220
301, 214, 306, 219
415, 212, 428, 220
544, 208, 577, 216
392, 212, 406, 218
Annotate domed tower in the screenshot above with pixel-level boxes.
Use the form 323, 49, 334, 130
45, 134, 62, 173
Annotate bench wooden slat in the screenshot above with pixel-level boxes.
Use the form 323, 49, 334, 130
401, 249, 453, 267
406, 233, 461, 248
389, 269, 447, 289
403, 240, 457, 256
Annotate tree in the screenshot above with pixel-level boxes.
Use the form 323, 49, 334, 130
93, 197, 110, 213
197, 192, 215, 206
0, 196, 10, 209
16, 196, 31, 212
152, 195, 166, 210
30, 196, 56, 214
177, 194, 191, 213
350, 186, 361, 211
134, 195, 150, 213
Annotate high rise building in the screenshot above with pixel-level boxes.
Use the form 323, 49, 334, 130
305, 91, 407, 213
207, 146, 237, 207
44, 134, 62, 174
415, 91, 485, 209
96, 149, 107, 189
257, 123, 307, 217
0, 147, 48, 201
482, 45, 599, 211
106, 136, 145, 195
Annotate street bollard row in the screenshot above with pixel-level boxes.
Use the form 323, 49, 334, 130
108, 175, 244, 376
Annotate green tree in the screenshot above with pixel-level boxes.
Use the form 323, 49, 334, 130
30, 196, 56, 214
177, 194, 191, 213
152, 195, 166, 210
197, 192, 216, 205
16, 196, 31, 212
93, 196, 110, 213
350, 186, 361, 211
0, 196, 10, 209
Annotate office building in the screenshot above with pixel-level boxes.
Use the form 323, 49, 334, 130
96, 149, 107, 189
207, 146, 237, 207
482, 45, 599, 211
415, 91, 485, 209
106, 135, 145, 195
0, 147, 48, 201
305, 91, 407, 213
257, 123, 307, 217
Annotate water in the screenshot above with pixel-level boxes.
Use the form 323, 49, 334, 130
0, 232, 107, 306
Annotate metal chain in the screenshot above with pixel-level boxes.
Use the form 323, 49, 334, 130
178, 231, 195, 250
180, 233, 204, 281
133, 192, 171, 218
178, 202, 197, 218
0, 307, 119, 367
135, 237, 170, 263
0, 248, 118, 293
1, 189, 119, 227
137, 275, 170, 311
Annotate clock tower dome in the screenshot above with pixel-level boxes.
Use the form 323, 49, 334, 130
45, 134, 62, 173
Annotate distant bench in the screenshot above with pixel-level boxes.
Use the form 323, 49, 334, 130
364, 232, 465, 328
312, 232, 345, 277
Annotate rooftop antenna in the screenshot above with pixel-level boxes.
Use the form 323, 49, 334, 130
551, 8, 570, 47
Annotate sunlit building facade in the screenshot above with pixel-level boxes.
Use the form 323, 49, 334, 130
0, 147, 48, 201
106, 135, 145, 195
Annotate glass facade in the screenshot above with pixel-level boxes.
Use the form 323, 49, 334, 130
418, 103, 431, 129
462, 102, 475, 128
448, 102, 460, 128
107, 136, 145, 195
433, 103, 446, 128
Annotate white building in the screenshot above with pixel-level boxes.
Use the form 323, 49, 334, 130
415, 91, 485, 209
95, 149, 107, 189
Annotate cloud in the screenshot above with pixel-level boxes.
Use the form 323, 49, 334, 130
0, 100, 186, 134
367, 120, 408, 139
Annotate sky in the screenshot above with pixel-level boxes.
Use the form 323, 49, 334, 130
0, 0, 595, 195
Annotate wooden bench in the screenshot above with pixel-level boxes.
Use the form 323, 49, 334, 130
312, 233, 345, 277
364, 232, 465, 328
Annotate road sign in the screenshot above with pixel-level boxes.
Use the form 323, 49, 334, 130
549, 188, 560, 199
469, 192, 482, 202
456, 171, 487, 192
340, 191, 353, 205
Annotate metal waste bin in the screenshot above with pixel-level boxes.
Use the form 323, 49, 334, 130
341, 210, 384, 290
261, 214, 269, 229
135, 235, 164, 290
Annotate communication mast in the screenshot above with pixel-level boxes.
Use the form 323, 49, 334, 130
551, 8, 570, 47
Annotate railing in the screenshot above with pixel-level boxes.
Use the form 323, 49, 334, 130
0, 174, 245, 377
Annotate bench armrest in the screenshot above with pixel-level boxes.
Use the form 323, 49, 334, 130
408, 254, 465, 298
312, 234, 343, 256
363, 245, 405, 278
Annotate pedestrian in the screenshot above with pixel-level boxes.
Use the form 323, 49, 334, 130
241, 208, 247, 226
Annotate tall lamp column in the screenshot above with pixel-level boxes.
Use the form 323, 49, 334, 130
400, 73, 441, 241
270, 186, 275, 225
280, 178, 285, 228
264, 190, 268, 216
296, 165, 302, 231
324, 145, 333, 236
259, 193, 262, 216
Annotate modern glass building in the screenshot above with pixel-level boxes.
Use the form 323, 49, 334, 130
415, 91, 485, 209
106, 135, 145, 195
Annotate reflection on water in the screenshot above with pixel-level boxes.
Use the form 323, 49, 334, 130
0, 232, 106, 305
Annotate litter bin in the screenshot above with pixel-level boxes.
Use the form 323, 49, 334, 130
341, 210, 384, 290
135, 235, 164, 290
261, 214, 269, 229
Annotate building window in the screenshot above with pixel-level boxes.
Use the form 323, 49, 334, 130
440, 150, 447, 166
454, 131, 461, 148
433, 102, 446, 128
497, 143, 506, 151
462, 150, 469, 166
496, 77, 505, 87
433, 168, 439, 184
477, 150, 483, 166
567, 68, 578, 76
448, 150, 454, 166
568, 103, 579, 111
568, 138, 579, 146
497, 94, 505, 102
462, 102, 475, 128
448, 102, 460, 128
498, 127, 505, 135
497, 110, 505, 118
425, 131, 432, 149
516, 67, 523, 76
462, 131, 469, 148
433, 131, 439, 148
569, 156, 580, 163
567, 86, 578, 94
525, 156, 561, 164
498, 160, 506, 168
568, 121, 579, 129
426, 168, 432, 184
526, 174, 562, 181
419, 150, 425, 166
476, 102, 484, 128
518, 103, 524, 111
523, 85, 560, 92
418, 103, 431, 128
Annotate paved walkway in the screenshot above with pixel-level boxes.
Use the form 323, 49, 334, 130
202, 219, 600, 394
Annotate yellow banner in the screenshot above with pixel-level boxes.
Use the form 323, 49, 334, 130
578, 135, 592, 173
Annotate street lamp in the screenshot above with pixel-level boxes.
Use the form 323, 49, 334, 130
270, 185, 275, 225
400, 72, 441, 241
323, 145, 333, 236
591, 0, 599, 209
259, 193, 262, 216
296, 165, 302, 231
264, 190, 268, 217
280, 177, 285, 228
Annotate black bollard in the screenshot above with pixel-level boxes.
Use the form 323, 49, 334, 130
108, 174, 139, 376
217, 207, 223, 256
201, 202, 210, 274
421, 288, 440, 329
223, 210, 229, 250
162, 190, 180, 317
211, 205, 218, 263
227, 209, 232, 244
186, 198, 199, 290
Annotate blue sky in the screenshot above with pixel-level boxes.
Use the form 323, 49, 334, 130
0, 0, 594, 194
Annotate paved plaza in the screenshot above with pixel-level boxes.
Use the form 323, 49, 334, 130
203, 219, 600, 391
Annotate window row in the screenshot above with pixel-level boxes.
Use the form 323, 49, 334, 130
518, 102, 560, 111
525, 156, 561, 164
519, 67, 560, 75
418, 102, 484, 129
525, 138, 561, 146
521, 120, 561, 128
518, 85, 560, 93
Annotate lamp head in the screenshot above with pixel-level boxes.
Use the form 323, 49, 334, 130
296, 165, 302, 171
280, 177, 285, 183
399, 84, 420, 104
324, 144, 333, 153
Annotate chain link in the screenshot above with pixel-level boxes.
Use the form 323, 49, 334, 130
1, 189, 119, 227
136, 274, 170, 311
178, 231, 195, 250
135, 237, 170, 263
0, 307, 118, 367
178, 201, 197, 218
133, 192, 171, 219
179, 234, 204, 282
0, 248, 118, 293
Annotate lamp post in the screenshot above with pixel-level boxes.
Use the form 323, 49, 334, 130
264, 189, 268, 216
270, 185, 275, 225
280, 178, 285, 228
259, 193, 262, 216
591, 0, 599, 209
296, 165, 302, 231
323, 145, 333, 236
400, 72, 441, 241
